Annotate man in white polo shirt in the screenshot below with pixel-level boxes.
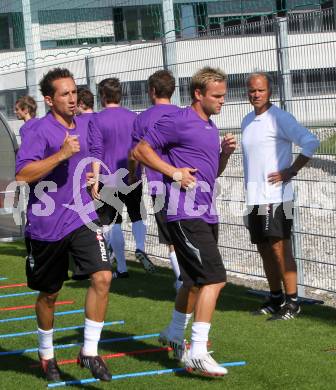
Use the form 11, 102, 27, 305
241, 71, 319, 320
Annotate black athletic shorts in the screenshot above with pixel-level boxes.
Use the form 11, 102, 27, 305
245, 202, 294, 244
167, 219, 226, 287
97, 183, 145, 225
151, 195, 172, 245
26, 221, 112, 294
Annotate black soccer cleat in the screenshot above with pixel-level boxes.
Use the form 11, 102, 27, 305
38, 353, 61, 382
112, 270, 130, 279
135, 249, 156, 273
77, 348, 111, 381
252, 299, 283, 316
268, 301, 301, 321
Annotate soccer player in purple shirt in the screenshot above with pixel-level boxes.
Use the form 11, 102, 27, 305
15, 68, 112, 382
132, 70, 182, 290
15, 95, 39, 257
134, 67, 236, 376
76, 87, 94, 115
88, 78, 155, 278
15, 95, 39, 141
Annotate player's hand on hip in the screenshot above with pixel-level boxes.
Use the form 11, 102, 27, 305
60, 131, 80, 159
268, 168, 293, 185
221, 133, 236, 155
173, 167, 197, 190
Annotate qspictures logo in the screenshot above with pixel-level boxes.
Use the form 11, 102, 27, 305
96, 228, 108, 262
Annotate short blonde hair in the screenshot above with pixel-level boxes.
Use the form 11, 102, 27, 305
190, 67, 228, 99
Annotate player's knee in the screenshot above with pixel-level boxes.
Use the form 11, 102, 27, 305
91, 270, 112, 290
190, 286, 200, 294
209, 281, 226, 292
38, 291, 59, 307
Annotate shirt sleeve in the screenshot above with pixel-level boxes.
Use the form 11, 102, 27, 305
277, 112, 320, 158
143, 114, 178, 150
88, 115, 103, 160
132, 116, 143, 148
15, 126, 47, 175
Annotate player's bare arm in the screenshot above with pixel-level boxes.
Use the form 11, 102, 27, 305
133, 140, 197, 190
217, 132, 236, 177
16, 132, 80, 184
268, 154, 310, 184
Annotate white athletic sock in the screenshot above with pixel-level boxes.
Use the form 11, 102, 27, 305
167, 310, 193, 342
82, 318, 104, 356
38, 328, 54, 360
190, 322, 211, 358
110, 224, 127, 273
132, 220, 146, 252
169, 251, 180, 279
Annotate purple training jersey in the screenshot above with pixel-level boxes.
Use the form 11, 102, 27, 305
143, 106, 221, 224
76, 112, 94, 128
88, 107, 137, 186
19, 117, 39, 141
132, 104, 180, 195
16, 112, 97, 241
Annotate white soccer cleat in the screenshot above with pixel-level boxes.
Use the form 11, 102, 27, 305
185, 351, 228, 376
158, 328, 188, 362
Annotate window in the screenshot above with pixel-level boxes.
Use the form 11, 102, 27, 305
0, 15, 10, 50
195, 3, 207, 34
244, 16, 262, 35
141, 5, 162, 40
39, 8, 114, 48
291, 70, 305, 96
0, 13, 25, 50
121, 81, 149, 110
206, 14, 275, 37
287, 1, 335, 33
41, 36, 114, 49
291, 67, 336, 96
113, 6, 162, 42
227, 74, 247, 101
179, 77, 191, 106
0, 89, 27, 120
124, 7, 139, 41
113, 8, 125, 42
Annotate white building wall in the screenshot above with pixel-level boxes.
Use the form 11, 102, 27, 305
1, 31, 335, 131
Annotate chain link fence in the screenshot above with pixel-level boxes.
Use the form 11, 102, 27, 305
0, 8, 335, 294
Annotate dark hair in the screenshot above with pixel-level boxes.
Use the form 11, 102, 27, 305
77, 87, 94, 109
39, 67, 74, 97
190, 67, 228, 99
15, 95, 37, 117
148, 70, 175, 99
98, 78, 122, 105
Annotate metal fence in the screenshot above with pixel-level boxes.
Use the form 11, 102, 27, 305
1, 9, 335, 294
122, 126, 335, 296
119, 10, 336, 295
